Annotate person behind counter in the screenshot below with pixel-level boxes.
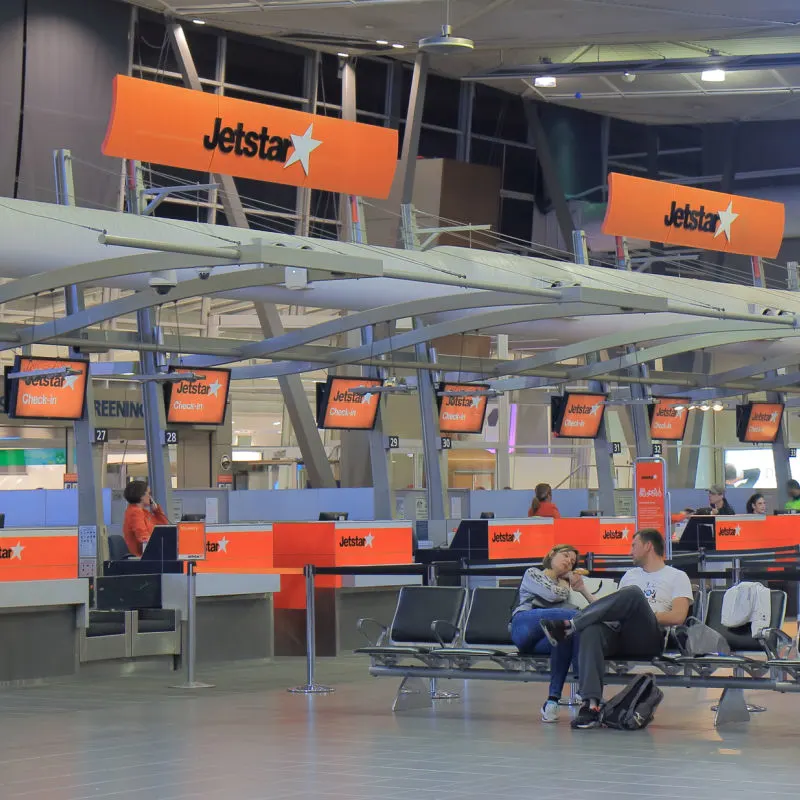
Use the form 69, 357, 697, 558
509, 544, 595, 723
707, 484, 736, 516
746, 493, 767, 515
122, 480, 169, 557
528, 483, 561, 519
785, 480, 800, 511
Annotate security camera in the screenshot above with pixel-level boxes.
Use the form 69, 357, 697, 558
197, 268, 212, 280
149, 270, 178, 295
621, 71, 637, 83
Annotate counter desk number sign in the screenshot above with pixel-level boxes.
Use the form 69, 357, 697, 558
791, 448, 797, 458
177, 522, 207, 562
94, 428, 108, 444
441, 437, 452, 450
652, 443, 663, 456
387, 435, 400, 449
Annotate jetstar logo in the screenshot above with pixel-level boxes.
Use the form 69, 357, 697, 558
203, 117, 322, 175
333, 390, 370, 404
603, 528, 630, 540
717, 525, 741, 537
21, 374, 80, 389
655, 406, 684, 419
752, 410, 781, 424
339, 533, 375, 548
567, 403, 602, 416
0, 541, 24, 560
176, 380, 222, 397
207, 536, 228, 554
491, 530, 523, 544
664, 200, 738, 242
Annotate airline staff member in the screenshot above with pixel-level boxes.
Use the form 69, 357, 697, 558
707, 484, 736, 516
123, 480, 169, 557
529, 483, 561, 519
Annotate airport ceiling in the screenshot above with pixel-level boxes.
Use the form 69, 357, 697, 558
123, 0, 800, 125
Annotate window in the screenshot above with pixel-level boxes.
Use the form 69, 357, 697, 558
225, 37, 306, 98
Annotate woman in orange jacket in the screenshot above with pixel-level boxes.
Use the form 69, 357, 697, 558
528, 483, 561, 519
122, 480, 169, 556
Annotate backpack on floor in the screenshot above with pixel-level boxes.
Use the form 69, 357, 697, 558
600, 673, 664, 731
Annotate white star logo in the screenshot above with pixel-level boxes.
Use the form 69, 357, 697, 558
362, 393, 373, 403
512, 529, 522, 542
621, 527, 630, 539
674, 407, 685, 418
714, 201, 739, 242
364, 533, 374, 548
471, 396, 482, 408
10, 541, 24, 560
734, 526, 741, 537
63, 374, 79, 389
208, 380, 221, 398
770, 412, 779, 423
284, 124, 322, 176
590, 404, 602, 415
217, 536, 229, 553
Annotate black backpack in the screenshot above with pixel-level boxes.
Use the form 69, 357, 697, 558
600, 673, 664, 731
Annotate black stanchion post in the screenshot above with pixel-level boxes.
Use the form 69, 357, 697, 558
289, 564, 334, 695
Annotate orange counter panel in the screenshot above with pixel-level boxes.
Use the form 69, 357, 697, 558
714, 516, 800, 551
195, 526, 274, 574
0, 533, 77, 581
487, 520, 554, 559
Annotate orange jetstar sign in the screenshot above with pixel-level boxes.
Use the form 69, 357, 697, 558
649, 397, 690, 441
741, 402, 784, 443
166, 368, 230, 425
437, 383, 489, 434
602, 172, 785, 258
9, 356, 89, 421
103, 75, 398, 199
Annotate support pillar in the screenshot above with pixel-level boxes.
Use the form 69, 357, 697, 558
296, 51, 320, 237
496, 334, 511, 489
574, 230, 615, 513
54, 149, 106, 572
168, 21, 335, 488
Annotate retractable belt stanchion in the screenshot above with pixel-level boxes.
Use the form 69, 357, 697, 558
426, 562, 459, 701
289, 564, 334, 695
171, 560, 215, 690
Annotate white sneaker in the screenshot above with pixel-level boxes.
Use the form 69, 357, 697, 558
541, 700, 559, 723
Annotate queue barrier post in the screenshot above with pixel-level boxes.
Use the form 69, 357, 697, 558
289, 564, 334, 695
171, 560, 215, 690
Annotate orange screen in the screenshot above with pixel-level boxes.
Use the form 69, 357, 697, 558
318, 377, 382, 430
601, 172, 785, 258
742, 402, 784, 443
554, 393, 606, 439
10, 356, 89, 420
437, 383, 488, 434
649, 397, 690, 441
166, 368, 231, 425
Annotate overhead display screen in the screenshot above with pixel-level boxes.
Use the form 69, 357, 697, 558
315, 376, 383, 430
551, 392, 606, 439
165, 368, 231, 425
648, 397, 691, 441
736, 402, 784, 444
436, 383, 489, 434
7, 356, 89, 421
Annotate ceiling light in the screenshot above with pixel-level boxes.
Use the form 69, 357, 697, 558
701, 69, 726, 82
272, 421, 281, 426
699, 404, 711, 412
674, 405, 686, 412
392, 43, 405, 49
534, 76, 557, 88
191, 19, 205, 25
621, 71, 636, 83
337, 52, 349, 58
376, 39, 389, 45
712, 402, 724, 411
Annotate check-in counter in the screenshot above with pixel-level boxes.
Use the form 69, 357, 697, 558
0, 527, 87, 681
162, 571, 281, 664
272, 520, 417, 656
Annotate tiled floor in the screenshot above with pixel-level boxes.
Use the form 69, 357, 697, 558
1, 657, 799, 799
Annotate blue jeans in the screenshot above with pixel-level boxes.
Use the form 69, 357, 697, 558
510, 608, 579, 699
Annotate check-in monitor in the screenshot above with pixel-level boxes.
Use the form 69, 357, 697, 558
319, 511, 349, 521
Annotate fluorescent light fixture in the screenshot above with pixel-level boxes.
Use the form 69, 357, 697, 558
272, 421, 281, 426
191, 18, 205, 25
376, 39, 389, 45
337, 52, 349, 58
712, 402, 724, 411
701, 69, 725, 82
534, 76, 557, 88
674, 405, 686, 412
232, 450, 261, 462
392, 43, 405, 49
699, 404, 711, 412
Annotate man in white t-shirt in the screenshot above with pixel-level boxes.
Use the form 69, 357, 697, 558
541, 528, 692, 729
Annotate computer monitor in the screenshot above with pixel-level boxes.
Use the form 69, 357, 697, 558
0, 513, 5, 529
774, 509, 800, 515
479, 512, 495, 519
180, 513, 206, 522
579, 510, 603, 517
673, 515, 715, 552
319, 512, 348, 521
142, 525, 178, 562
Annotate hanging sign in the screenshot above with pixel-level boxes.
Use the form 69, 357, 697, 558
602, 172, 785, 258
634, 457, 669, 538
103, 75, 398, 199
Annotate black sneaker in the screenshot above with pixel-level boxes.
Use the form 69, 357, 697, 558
571, 705, 602, 730
540, 619, 570, 646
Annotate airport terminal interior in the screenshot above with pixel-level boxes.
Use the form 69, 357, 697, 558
5, 0, 800, 797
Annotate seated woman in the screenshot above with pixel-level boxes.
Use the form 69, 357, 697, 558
509, 544, 595, 723
122, 480, 169, 557
528, 483, 561, 518
746, 493, 767, 515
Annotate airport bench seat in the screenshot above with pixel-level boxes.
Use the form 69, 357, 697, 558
358, 585, 799, 724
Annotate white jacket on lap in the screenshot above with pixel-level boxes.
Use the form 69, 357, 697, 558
721, 582, 771, 637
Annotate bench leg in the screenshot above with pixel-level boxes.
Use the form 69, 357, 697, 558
393, 677, 434, 712
714, 688, 750, 726
711, 668, 766, 714
430, 677, 460, 700
558, 683, 581, 707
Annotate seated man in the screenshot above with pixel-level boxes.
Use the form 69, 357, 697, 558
541, 528, 692, 730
